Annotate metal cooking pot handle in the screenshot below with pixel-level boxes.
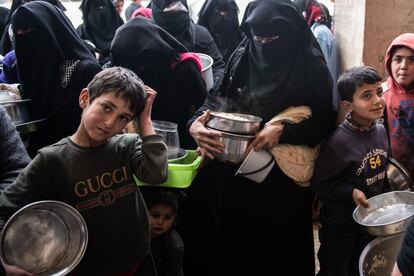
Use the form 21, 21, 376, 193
238, 157, 275, 176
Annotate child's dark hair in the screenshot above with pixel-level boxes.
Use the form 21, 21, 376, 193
144, 188, 179, 214
87, 67, 146, 116
337, 66, 382, 102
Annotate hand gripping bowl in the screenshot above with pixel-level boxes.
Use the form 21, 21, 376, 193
0, 201, 88, 276
353, 191, 414, 236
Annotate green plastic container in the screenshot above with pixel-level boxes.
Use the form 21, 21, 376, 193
135, 150, 202, 188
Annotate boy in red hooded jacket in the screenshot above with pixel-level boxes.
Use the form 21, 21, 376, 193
383, 33, 414, 180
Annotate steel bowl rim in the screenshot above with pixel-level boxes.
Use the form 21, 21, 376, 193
0, 99, 31, 105
206, 127, 255, 139
196, 52, 213, 72
358, 232, 404, 275
209, 111, 263, 123
0, 200, 88, 275
387, 156, 414, 190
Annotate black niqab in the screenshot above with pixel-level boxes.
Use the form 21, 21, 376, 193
12, 1, 96, 119
78, 0, 123, 56
0, 7, 9, 40
241, 0, 323, 101
197, 0, 242, 62
111, 17, 207, 148
0, 0, 65, 55
111, 17, 188, 75
151, 0, 193, 49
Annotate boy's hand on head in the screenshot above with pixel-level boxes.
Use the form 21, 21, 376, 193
352, 188, 370, 208
139, 85, 157, 137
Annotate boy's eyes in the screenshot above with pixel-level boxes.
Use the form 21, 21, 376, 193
101, 103, 112, 112
393, 56, 414, 64
120, 115, 131, 123
100, 103, 131, 123
362, 90, 383, 99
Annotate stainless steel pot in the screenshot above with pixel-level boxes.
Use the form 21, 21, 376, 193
207, 127, 255, 164
353, 191, 414, 236
207, 111, 263, 135
359, 232, 404, 276
0, 99, 31, 124
387, 157, 413, 191
0, 200, 88, 275
197, 53, 214, 91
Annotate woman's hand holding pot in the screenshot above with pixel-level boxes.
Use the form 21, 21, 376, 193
247, 124, 284, 153
190, 110, 224, 160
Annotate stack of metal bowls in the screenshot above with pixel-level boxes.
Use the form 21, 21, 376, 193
206, 111, 262, 164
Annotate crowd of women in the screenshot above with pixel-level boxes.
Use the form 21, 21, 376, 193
1, 0, 413, 275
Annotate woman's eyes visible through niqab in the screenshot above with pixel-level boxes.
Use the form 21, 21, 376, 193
16, 27, 35, 35
252, 34, 280, 45
163, 1, 187, 12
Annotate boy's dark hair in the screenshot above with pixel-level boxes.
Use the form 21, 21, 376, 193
144, 188, 179, 214
87, 67, 146, 116
337, 66, 382, 102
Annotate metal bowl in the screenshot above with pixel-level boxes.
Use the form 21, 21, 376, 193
387, 157, 413, 191
359, 233, 404, 275
197, 53, 214, 91
168, 148, 188, 164
0, 200, 88, 275
353, 191, 414, 236
0, 99, 31, 125
207, 111, 263, 135
207, 127, 255, 164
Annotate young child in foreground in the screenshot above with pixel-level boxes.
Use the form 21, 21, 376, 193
144, 188, 184, 276
0, 67, 168, 275
311, 65, 390, 276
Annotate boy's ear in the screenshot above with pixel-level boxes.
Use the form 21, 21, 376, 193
342, 100, 353, 113
79, 88, 89, 108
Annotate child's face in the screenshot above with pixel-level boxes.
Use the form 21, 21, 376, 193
343, 82, 385, 127
80, 91, 134, 146
391, 47, 414, 89
148, 203, 176, 238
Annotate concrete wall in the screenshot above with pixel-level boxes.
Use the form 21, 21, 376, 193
334, 0, 366, 72
334, 0, 414, 78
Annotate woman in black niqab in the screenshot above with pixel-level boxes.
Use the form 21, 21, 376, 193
111, 17, 207, 148
0, 0, 66, 55
198, 0, 242, 62
77, 0, 123, 65
181, 0, 337, 275
151, 0, 225, 92
12, 1, 101, 157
